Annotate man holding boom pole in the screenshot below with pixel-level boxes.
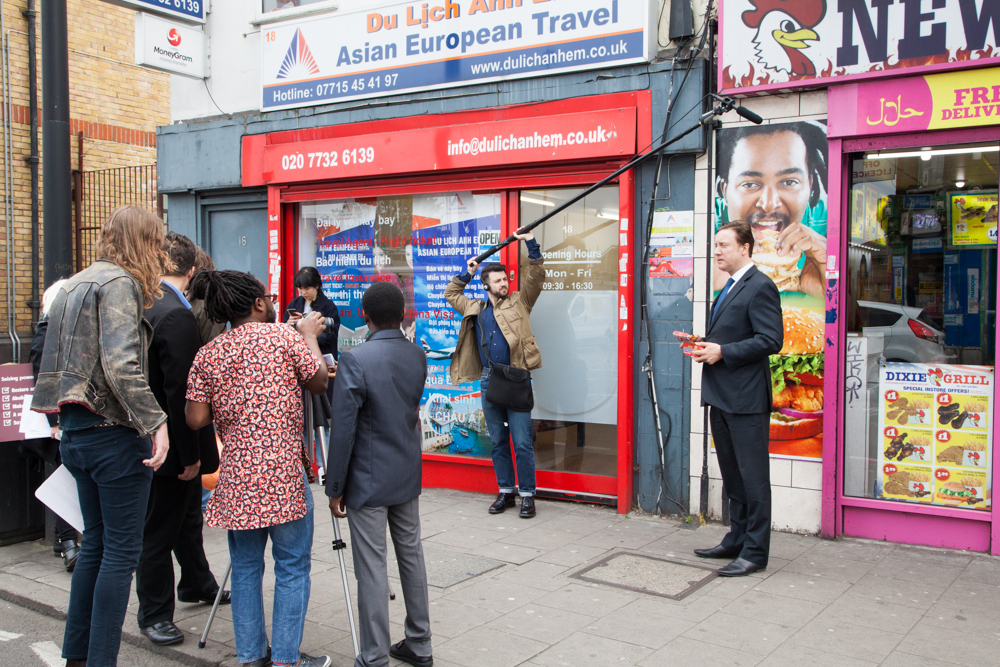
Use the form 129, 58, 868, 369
445, 230, 545, 518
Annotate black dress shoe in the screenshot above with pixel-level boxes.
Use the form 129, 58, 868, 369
60, 539, 80, 572
519, 496, 536, 519
717, 557, 766, 577
389, 639, 433, 667
693, 544, 741, 559
179, 589, 231, 605
142, 621, 184, 646
488, 493, 516, 514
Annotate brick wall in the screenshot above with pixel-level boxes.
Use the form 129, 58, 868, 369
0, 0, 169, 355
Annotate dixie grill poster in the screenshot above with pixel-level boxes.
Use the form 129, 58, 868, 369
260, 0, 652, 111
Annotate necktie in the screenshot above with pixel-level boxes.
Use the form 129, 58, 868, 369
712, 277, 735, 323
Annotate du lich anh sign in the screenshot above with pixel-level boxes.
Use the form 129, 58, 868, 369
720, 0, 1000, 94
260, 0, 654, 112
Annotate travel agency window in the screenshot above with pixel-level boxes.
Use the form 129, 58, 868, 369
843, 142, 998, 519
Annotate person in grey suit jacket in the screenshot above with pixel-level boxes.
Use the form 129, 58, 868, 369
692, 221, 783, 577
326, 282, 432, 667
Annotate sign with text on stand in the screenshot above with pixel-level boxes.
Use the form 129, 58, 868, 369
877, 363, 993, 512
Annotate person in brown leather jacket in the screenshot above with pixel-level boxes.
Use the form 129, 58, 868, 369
444, 231, 544, 518
32, 206, 170, 667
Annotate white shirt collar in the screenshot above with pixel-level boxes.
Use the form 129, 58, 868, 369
727, 261, 754, 287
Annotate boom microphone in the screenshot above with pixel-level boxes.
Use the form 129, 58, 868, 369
735, 105, 763, 124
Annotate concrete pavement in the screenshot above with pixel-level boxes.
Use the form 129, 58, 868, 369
1, 486, 998, 666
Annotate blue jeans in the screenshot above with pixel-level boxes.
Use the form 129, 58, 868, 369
60, 425, 153, 666
481, 370, 536, 496
228, 474, 314, 665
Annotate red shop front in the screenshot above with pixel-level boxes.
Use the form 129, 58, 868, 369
242, 92, 651, 513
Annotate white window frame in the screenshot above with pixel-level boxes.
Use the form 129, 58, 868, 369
253, 0, 399, 26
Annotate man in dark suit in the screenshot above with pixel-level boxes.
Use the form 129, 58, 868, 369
137, 233, 226, 645
692, 221, 783, 577
326, 282, 432, 667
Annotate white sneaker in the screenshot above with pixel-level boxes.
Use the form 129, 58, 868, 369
297, 654, 332, 667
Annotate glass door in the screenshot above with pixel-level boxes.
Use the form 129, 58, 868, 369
519, 187, 621, 485
842, 142, 998, 513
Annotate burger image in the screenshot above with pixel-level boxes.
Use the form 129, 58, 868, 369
770, 307, 824, 448
935, 481, 978, 504
753, 230, 800, 293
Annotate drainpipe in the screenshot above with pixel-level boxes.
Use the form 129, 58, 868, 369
42, 0, 73, 284
24, 0, 39, 323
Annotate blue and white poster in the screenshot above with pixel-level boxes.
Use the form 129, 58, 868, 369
260, 0, 653, 111
299, 192, 501, 455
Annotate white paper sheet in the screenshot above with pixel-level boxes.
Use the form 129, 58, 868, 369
34, 465, 84, 533
18, 394, 52, 439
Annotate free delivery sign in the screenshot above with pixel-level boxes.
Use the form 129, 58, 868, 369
260, 0, 653, 112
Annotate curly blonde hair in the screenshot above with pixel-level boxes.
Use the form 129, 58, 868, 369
96, 206, 172, 307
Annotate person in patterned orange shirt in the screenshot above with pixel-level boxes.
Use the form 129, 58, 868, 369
185, 270, 331, 667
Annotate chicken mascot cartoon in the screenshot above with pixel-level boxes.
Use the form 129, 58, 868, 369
742, 0, 826, 77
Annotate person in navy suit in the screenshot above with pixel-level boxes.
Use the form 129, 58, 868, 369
692, 221, 783, 577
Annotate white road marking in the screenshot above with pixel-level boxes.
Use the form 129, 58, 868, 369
31, 640, 65, 667
0, 630, 23, 641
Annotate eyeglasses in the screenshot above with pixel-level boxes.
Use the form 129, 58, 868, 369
265, 293, 280, 304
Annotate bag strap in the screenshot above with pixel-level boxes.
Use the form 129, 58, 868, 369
478, 303, 493, 371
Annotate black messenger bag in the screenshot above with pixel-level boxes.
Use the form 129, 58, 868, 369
479, 309, 534, 412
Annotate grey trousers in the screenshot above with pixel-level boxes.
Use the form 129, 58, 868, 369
346, 497, 432, 667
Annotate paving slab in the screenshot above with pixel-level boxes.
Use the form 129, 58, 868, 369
1, 487, 999, 667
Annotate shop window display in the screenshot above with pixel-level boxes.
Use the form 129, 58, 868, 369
843, 143, 998, 511
298, 192, 502, 458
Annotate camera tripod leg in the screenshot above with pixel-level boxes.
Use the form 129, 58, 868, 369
198, 561, 232, 649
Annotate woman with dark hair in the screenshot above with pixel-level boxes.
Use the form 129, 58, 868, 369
283, 267, 340, 477
32, 206, 171, 667
282, 267, 340, 358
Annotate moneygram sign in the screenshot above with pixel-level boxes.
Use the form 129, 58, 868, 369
135, 12, 208, 79
260, 0, 654, 112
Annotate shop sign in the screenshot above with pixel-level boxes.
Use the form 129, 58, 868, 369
720, 0, 1000, 94
877, 362, 993, 512
260, 0, 653, 111
912, 237, 944, 254
829, 67, 1000, 138
134, 13, 208, 79
950, 193, 999, 247
0, 364, 34, 442
248, 107, 635, 186
102, 0, 205, 24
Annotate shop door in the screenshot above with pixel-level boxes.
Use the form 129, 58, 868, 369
292, 185, 626, 505
205, 207, 269, 283
840, 140, 998, 552
517, 187, 620, 499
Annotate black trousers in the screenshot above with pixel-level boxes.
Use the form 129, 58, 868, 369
711, 407, 771, 566
136, 475, 218, 628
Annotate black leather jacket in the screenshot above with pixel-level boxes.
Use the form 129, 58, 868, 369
31, 259, 167, 437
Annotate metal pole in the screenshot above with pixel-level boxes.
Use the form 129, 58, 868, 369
312, 395, 360, 657
198, 562, 232, 649
24, 0, 40, 323
42, 0, 73, 284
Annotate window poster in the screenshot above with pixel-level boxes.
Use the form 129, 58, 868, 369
950, 193, 999, 247
299, 192, 502, 456
877, 363, 993, 511
714, 119, 828, 460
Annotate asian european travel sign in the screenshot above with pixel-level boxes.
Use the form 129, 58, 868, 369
260, 0, 654, 112
828, 66, 1000, 137
719, 0, 1000, 95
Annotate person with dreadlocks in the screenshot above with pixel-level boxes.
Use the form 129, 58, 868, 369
185, 270, 331, 667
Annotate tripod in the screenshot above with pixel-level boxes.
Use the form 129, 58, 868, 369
198, 391, 363, 657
